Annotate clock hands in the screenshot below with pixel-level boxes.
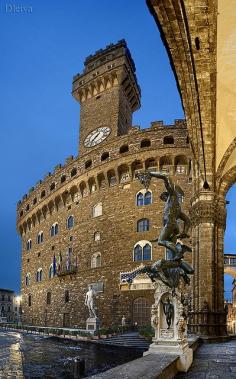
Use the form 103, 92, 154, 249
90, 132, 101, 143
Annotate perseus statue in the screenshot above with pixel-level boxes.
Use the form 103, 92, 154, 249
130, 170, 194, 289
137, 171, 190, 259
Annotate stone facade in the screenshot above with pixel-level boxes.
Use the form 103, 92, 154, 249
0, 289, 15, 322
17, 41, 192, 328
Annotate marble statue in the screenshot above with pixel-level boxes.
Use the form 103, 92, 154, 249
85, 285, 97, 318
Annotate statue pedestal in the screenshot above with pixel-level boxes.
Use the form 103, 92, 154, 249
86, 317, 100, 332
144, 280, 193, 372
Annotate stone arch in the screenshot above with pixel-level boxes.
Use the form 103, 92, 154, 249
97, 172, 106, 189
118, 164, 130, 183
218, 165, 236, 199
79, 181, 87, 197
107, 169, 117, 186
160, 155, 173, 173
69, 185, 79, 202
88, 177, 97, 193
145, 157, 157, 170
174, 155, 188, 174
224, 267, 236, 279
216, 137, 236, 182
131, 160, 143, 175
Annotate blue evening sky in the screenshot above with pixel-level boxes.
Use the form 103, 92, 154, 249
0, 0, 235, 297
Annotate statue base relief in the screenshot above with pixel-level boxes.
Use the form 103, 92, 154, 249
86, 317, 100, 332
144, 279, 193, 372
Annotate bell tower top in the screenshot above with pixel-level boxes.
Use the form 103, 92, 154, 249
72, 40, 141, 156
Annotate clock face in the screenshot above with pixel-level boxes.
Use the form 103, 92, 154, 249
84, 127, 111, 148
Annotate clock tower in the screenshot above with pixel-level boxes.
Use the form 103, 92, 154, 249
72, 40, 141, 156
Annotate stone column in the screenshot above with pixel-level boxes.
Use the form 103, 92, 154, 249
190, 192, 227, 336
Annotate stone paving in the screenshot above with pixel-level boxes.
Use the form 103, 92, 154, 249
176, 340, 236, 379
0, 331, 24, 378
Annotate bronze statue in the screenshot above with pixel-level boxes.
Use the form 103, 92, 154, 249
125, 170, 194, 290
161, 297, 174, 329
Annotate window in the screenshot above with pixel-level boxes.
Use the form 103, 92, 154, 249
85, 159, 92, 169
94, 231, 101, 241
36, 268, 43, 282
120, 145, 129, 154
61, 175, 66, 183
37, 231, 44, 244
65, 290, 69, 303
50, 183, 55, 191
163, 136, 174, 145
26, 239, 32, 251
33, 197, 37, 205
92, 202, 103, 218
133, 241, 152, 261
50, 223, 59, 237
26, 204, 30, 211
137, 219, 150, 232
41, 190, 46, 198
176, 165, 186, 174
101, 152, 109, 161
133, 297, 151, 326
71, 168, 77, 177
49, 264, 56, 279
1, 295, 4, 301
67, 216, 74, 230
141, 139, 151, 148
136, 191, 152, 206
91, 253, 101, 268
25, 273, 31, 286
46, 292, 51, 305
28, 294, 32, 307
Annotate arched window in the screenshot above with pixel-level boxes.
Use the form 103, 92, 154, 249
94, 231, 101, 241
26, 239, 32, 251
92, 202, 103, 218
136, 190, 152, 206
65, 290, 69, 303
67, 216, 74, 230
50, 223, 59, 237
137, 219, 150, 232
91, 253, 101, 268
37, 231, 43, 244
25, 273, 31, 286
28, 294, 32, 307
163, 136, 174, 144
133, 241, 152, 261
46, 292, 51, 305
49, 264, 55, 279
36, 268, 43, 282
41, 190, 46, 198
141, 139, 151, 148
50, 182, 55, 191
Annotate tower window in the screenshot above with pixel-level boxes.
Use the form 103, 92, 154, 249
85, 160, 92, 169
36, 268, 43, 282
133, 241, 152, 261
41, 190, 46, 198
50, 182, 55, 191
91, 253, 101, 268
195, 37, 200, 50
46, 292, 51, 305
65, 290, 70, 303
120, 145, 129, 154
67, 215, 74, 229
163, 136, 174, 145
25, 273, 31, 286
71, 168, 77, 177
33, 197, 37, 205
92, 202, 103, 218
28, 294, 32, 307
101, 152, 109, 161
26, 239, 32, 251
137, 219, 150, 232
37, 231, 44, 244
141, 139, 151, 148
94, 231, 101, 241
50, 223, 59, 237
61, 175, 66, 183
49, 264, 55, 279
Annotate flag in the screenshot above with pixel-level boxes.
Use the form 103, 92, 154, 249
53, 254, 57, 275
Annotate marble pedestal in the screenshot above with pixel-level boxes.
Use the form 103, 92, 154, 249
144, 280, 193, 372
86, 317, 100, 332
